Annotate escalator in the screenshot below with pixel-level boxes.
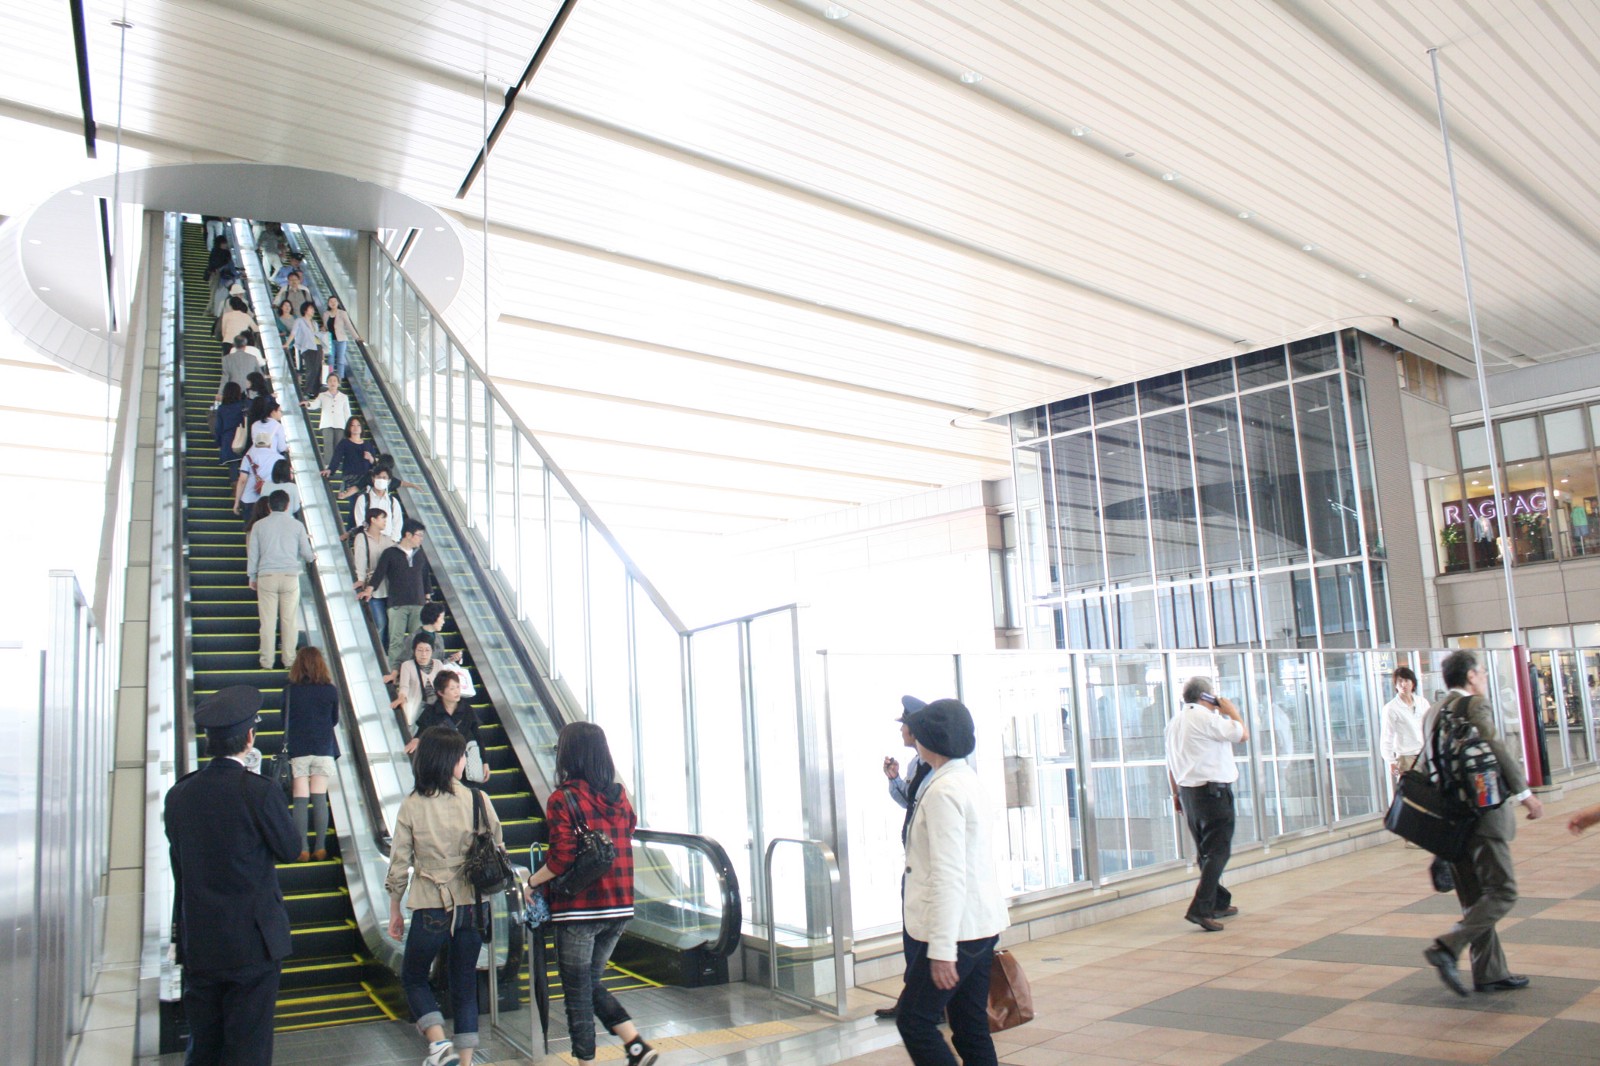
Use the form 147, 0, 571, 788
284, 228, 743, 1016
174, 221, 399, 1034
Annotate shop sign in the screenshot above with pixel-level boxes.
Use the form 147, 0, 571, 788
1441, 489, 1548, 526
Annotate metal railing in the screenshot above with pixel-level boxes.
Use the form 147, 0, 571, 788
763, 838, 848, 1017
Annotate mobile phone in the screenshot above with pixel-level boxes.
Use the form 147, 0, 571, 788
1200, 693, 1219, 706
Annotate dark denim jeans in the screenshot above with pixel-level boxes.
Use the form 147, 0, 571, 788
554, 917, 632, 1061
401, 905, 482, 1049
365, 596, 389, 649
897, 934, 998, 1066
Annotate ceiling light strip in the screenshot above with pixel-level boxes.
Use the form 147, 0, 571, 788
455, 0, 581, 200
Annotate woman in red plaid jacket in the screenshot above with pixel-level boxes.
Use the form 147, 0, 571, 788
525, 723, 657, 1066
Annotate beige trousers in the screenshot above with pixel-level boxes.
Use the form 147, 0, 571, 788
256, 572, 300, 669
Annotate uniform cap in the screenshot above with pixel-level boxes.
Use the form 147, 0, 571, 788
897, 695, 927, 722
195, 685, 263, 733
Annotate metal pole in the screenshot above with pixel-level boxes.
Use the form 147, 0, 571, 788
482, 70, 491, 379
1428, 47, 1520, 645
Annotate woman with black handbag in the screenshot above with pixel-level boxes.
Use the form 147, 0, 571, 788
524, 722, 657, 1066
387, 727, 500, 1066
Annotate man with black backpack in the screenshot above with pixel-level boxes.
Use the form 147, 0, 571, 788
1422, 650, 1544, 998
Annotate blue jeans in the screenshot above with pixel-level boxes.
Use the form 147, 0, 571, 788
897, 934, 998, 1066
401, 906, 482, 1050
331, 339, 349, 379
554, 917, 632, 1061
366, 596, 389, 649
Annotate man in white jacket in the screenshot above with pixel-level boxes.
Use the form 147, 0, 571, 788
898, 699, 1009, 1066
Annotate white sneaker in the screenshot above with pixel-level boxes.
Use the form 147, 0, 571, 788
423, 1040, 459, 1066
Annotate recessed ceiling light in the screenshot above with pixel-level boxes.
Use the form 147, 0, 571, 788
1357, 273, 1368, 279
1471, 479, 1480, 485
1562, 478, 1571, 484
1301, 243, 1317, 252
824, 4, 849, 18
1161, 172, 1178, 182
959, 70, 982, 84
27, 238, 41, 245
1237, 211, 1252, 219
445, 276, 456, 281
90, 327, 101, 332
434, 226, 445, 232
1405, 297, 1416, 303
1070, 126, 1089, 137
69, 189, 84, 196
37, 286, 50, 292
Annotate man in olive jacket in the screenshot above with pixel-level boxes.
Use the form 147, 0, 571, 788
1422, 650, 1544, 997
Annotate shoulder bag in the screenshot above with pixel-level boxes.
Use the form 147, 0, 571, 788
987, 949, 1034, 1032
273, 687, 295, 797
1383, 695, 1476, 861
461, 787, 515, 894
547, 788, 617, 898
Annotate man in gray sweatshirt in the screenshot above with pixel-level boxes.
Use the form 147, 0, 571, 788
247, 491, 314, 671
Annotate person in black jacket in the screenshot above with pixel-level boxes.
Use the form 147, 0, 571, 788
285, 646, 341, 861
164, 685, 301, 1066
359, 518, 429, 667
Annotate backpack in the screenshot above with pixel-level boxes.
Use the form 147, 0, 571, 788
1426, 695, 1507, 812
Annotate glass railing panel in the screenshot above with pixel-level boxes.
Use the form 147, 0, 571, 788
469, 374, 491, 538
516, 445, 549, 631
491, 405, 518, 588
688, 624, 753, 914
1580, 650, 1600, 766
634, 599, 689, 830
816, 652, 958, 938
1209, 652, 1258, 846
430, 329, 451, 474
630, 834, 730, 950
1260, 651, 1323, 835
748, 610, 804, 845
548, 486, 588, 697
587, 528, 633, 787
764, 838, 846, 1017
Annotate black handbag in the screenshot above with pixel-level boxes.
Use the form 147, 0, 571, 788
548, 789, 616, 899
462, 788, 515, 894
1385, 769, 1475, 861
273, 687, 294, 797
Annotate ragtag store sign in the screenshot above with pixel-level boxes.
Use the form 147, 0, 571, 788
1442, 489, 1549, 526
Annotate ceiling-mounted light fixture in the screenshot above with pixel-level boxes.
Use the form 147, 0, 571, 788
1357, 273, 1369, 279
824, 3, 849, 18
1301, 243, 1317, 252
1405, 297, 1417, 303
1161, 172, 1178, 182
959, 70, 982, 84
1237, 211, 1252, 219
1070, 126, 1089, 137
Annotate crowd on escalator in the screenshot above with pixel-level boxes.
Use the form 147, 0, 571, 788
174, 223, 663, 1066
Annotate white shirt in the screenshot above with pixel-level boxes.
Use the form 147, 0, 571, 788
1164, 702, 1243, 786
250, 418, 287, 458
308, 388, 351, 430
1379, 692, 1429, 764
902, 761, 1009, 960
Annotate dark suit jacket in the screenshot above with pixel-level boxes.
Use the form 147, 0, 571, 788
165, 756, 302, 973
1426, 692, 1529, 842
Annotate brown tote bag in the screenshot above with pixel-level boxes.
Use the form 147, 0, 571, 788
987, 949, 1034, 1032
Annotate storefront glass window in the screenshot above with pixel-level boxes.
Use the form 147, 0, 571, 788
1428, 474, 1468, 573
1549, 452, 1599, 559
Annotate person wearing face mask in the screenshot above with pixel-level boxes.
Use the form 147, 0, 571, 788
345, 465, 404, 536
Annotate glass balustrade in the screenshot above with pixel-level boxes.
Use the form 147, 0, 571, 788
296, 229, 808, 945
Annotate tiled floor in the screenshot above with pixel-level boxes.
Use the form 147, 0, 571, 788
144, 783, 1600, 1066
831, 780, 1600, 1066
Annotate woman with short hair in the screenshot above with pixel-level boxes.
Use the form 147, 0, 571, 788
387, 727, 499, 1066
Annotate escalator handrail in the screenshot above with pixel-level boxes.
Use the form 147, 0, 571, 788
633, 828, 743, 958
171, 221, 198, 777
284, 228, 569, 784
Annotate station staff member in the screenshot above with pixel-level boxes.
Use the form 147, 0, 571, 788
164, 686, 302, 1066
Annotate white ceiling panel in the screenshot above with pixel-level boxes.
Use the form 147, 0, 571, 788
4, 0, 1600, 547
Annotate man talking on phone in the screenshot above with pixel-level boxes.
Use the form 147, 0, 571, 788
1165, 677, 1249, 932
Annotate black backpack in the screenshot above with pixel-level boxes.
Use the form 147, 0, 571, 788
1427, 695, 1507, 812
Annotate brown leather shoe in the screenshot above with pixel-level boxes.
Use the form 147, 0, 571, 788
1185, 913, 1224, 932
1213, 906, 1239, 918
311, 849, 328, 862
296, 850, 310, 863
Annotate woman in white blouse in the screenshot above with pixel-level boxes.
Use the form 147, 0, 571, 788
1380, 665, 1429, 778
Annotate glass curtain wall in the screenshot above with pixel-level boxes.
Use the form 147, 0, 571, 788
825, 645, 1422, 939
1012, 331, 1389, 652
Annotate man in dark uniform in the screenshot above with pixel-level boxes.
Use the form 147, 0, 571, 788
165, 685, 301, 1066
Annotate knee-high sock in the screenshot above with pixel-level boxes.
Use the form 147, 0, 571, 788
311, 793, 330, 850
292, 797, 310, 850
